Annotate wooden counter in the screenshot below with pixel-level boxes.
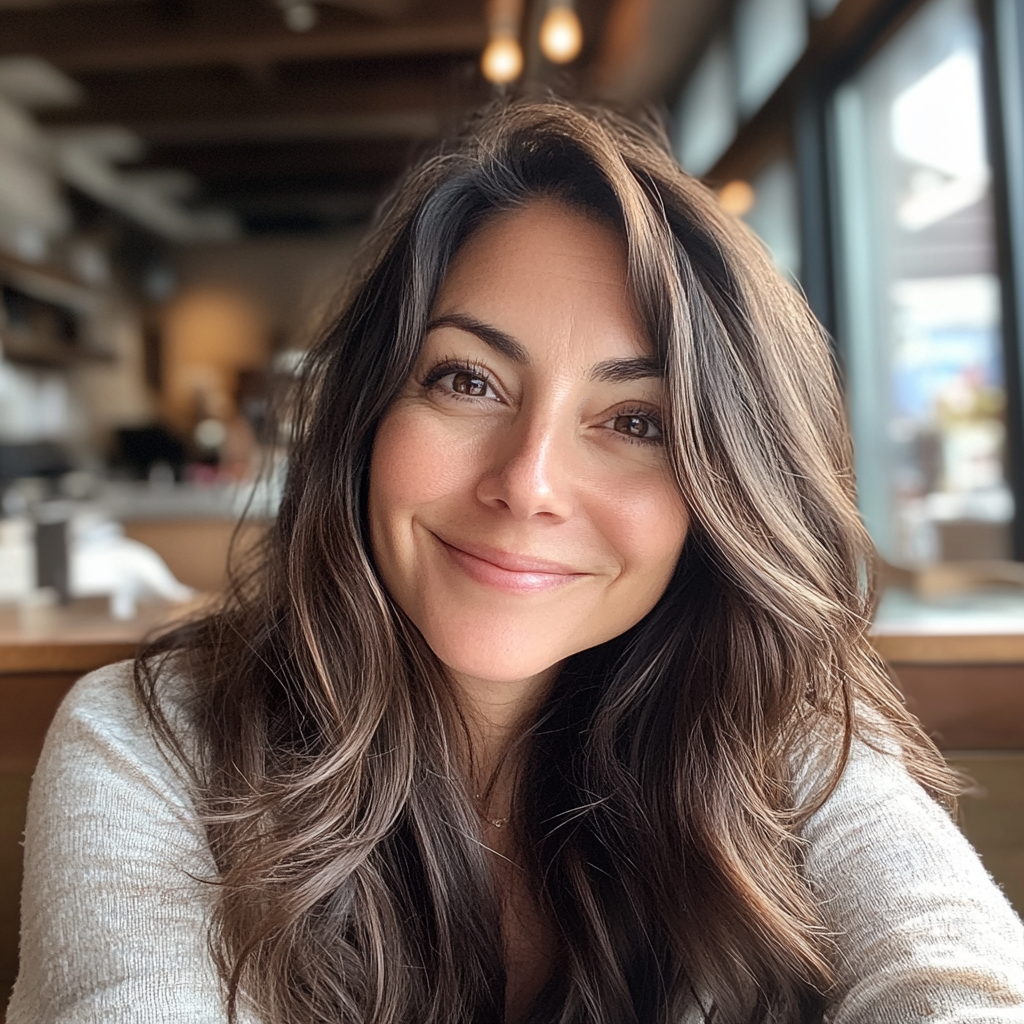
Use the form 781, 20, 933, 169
0, 598, 206, 773
0, 595, 1021, 757
873, 592, 1024, 749
874, 631, 1024, 664
875, 632, 1024, 750
1, 603, 164, 675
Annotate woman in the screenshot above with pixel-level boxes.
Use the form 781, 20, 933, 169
10, 100, 1024, 1024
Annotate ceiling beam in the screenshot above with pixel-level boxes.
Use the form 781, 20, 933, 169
38, 59, 490, 142
132, 111, 450, 146
47, 22, 488, 73
141, 135, 419, 180
0, 0, 486, 74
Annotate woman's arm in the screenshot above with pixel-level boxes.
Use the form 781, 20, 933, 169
6, 664, 230, 1024
802, 735, 1024, 1023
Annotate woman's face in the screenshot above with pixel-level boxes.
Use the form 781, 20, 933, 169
369, 200, 689, 687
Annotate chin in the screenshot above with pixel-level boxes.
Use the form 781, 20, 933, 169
418, 617, 570, 685
431, 644, 563, 686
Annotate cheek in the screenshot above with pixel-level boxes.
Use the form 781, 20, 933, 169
590, 472, 689, 584
368, 406, 483, 541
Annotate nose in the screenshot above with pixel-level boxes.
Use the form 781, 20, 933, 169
475, 411, 575, 521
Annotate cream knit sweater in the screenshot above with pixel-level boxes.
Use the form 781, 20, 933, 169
8, 663, 1024, 1023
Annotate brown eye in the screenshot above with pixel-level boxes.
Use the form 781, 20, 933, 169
452, 371, 488, 396
614, 414, 654, 438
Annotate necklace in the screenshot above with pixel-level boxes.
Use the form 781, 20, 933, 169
474, 794, 510, 829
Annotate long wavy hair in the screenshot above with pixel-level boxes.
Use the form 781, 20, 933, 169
137, 99, 955, 1024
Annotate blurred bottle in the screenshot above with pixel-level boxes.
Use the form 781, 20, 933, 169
34, 501, 73, 604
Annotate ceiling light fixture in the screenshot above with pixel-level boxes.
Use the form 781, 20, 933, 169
481, 0, 524, 84
481, 34, 523, 84
539, 2, 582, 64
277, 0, 319, 32
718, 180, 756, 216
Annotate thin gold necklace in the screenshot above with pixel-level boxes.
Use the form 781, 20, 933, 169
474, 794, 510, 829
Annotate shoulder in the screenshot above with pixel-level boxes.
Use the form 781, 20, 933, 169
26, 657, 210, 910
796, 729, 1024, 1020
795, 723, 1006, 912
8, 661, 227, 1022
47, 658, 196, 786
798, 732, 965, 877
30, 656, 206, 864
54, 656, 190, 733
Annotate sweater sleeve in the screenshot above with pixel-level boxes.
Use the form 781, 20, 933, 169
800, 736, 1024, 1023
6, 663, 231, 1024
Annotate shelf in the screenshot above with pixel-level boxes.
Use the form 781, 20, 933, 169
0, 329, 115, 367
0, 256, 114, 368
0, 254, 96, 314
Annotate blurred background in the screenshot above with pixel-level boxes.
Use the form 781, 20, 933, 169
1, 0, 1023, 584
1, 0, 1022, 589
1, 0, 1024, 1005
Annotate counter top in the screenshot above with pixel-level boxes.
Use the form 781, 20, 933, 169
872, 588, 1024, 663
0, 596, 208, 673
872, 632, 1024, 663
1, 589, 1023, 674
95, 477, 279, 522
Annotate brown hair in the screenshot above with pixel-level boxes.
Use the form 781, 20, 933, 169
137, 98, 955, 1024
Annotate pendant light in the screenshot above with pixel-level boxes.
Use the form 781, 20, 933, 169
719, 180, 756, 216
481, 0, 524, 84
481, 34, 523, 83
539, 1, 582, 64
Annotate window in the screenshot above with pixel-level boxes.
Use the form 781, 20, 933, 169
735, 0, 807, 117
831, 0, 1012, 564
744, 157, 801, 281
676, 33, 737, 177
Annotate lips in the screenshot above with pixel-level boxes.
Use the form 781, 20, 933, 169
432, 533, 586, 594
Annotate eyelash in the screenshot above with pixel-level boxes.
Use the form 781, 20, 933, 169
421, 359, 498, 400
611, 408, 665, 446
420, 359, 664, 446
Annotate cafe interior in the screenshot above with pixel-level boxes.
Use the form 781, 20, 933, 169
1, 0, 1023, 1003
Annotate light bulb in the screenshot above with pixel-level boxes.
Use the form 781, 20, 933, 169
539, 6, 582, 64
481, 34, 523, 84
719, 180, 755, 216
283, 2, 317, 32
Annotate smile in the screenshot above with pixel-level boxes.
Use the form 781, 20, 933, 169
432, 534, 587, 594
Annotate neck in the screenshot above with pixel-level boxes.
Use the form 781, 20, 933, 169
447, 664, 559, 797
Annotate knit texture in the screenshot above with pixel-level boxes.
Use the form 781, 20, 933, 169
8, 662, 1024, 1022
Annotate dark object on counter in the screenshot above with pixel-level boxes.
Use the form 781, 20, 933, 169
0, 442, 73, 484
34, 508, 70, 604
237, 368, 273, 442
113, 426, 186, 480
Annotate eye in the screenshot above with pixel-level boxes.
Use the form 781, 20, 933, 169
451, 371, 489, 397
608, 411, 663, 442
422, 360, 502, 402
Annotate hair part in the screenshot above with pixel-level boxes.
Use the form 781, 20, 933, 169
137, 97, 955, 1024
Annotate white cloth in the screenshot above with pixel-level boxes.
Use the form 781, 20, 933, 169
8, 662, 1024, 1023
0, 515, 194, 608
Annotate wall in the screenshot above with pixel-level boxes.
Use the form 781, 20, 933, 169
160, 230, 364, 437
172, 230, 364, 350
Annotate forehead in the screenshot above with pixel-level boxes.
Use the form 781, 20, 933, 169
430, 201, 651, 366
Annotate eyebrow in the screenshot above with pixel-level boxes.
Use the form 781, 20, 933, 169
425, 313, 530, 364
589, 356, 663, 383
425, 312, 663, 383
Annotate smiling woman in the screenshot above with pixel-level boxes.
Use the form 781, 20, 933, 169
370, 203, 688, 696
8, 100, 1024, 1024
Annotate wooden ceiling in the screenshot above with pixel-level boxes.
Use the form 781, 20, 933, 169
0, 0, 645, 235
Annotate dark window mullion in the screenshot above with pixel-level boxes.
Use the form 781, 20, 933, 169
982, 0, 1024, 560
